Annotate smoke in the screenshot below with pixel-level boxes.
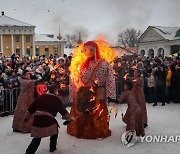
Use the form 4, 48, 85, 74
1, 0, 180, 44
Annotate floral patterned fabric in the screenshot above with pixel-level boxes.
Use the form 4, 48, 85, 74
67, 59, 116, 139
132, 77, 148, 125
12, 78, 35, 133
118, 90, 145, 136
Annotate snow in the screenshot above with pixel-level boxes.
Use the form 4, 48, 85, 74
0, 103, 180, 154
152, 26, 180, 40
0, 15, 34, 27
64, 48, 73, 56
35, 34, 61, 42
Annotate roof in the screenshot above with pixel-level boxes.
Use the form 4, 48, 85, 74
35, 34, 61, 42
152, 26, 180, 40
0, 15, 35, 27
139, 26, 180, 42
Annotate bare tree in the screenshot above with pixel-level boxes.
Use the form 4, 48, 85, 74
63, 34, 78, 48
117, 28, 141, 47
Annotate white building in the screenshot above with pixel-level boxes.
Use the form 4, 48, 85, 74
138, 26, 180, 58
0, 12, 64, 57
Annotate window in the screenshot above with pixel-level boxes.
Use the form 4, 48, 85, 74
26, 48, 31, 56
16, 49, 20, 56
36, 48, 40, 56
15, 36, 19, 42
26, 35, 30, 42
45, 47, 49, 56
54, 47, 58, 55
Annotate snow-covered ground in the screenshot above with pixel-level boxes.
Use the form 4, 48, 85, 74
0, 103, 180, 154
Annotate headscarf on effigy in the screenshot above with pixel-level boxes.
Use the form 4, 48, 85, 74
83, 41, 101, 69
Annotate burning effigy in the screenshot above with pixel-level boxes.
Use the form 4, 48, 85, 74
67, 36, 117, 139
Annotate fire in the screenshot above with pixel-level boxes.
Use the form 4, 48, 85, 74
51, 74, 56, 79
94, 79, 99, 85
60, 83, 66, 89
53, 64, 60, 70
89, 96, 96, 102
69, 44, 88, 88
98, 109, 103, 117
95, 36, 117, 63
118, 62, 121, 67
69, 36, 117, 88
109, 104, 118, 118
110, 104, 116, 113
123, 73, 129, 80
89, 87, 95, 93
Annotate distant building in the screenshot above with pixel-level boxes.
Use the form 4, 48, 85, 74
35, 34, 64, 57
0, 11, 64, 57
138, 26, 180, 58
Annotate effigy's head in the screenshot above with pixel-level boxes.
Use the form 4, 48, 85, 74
83, 41, 101, 59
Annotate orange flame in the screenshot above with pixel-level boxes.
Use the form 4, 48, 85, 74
118, 62, 121, 67
95, 36, 117, 63
94, 79, 99, 85
89, 87, 95, 93
89, 96, 96, 102
51, 74, 56, 79
123, 73, 129, 80
69, 36, 117, 88
69, 44, 88, 88
98, 109, 104, 117
53, 64, 60, 70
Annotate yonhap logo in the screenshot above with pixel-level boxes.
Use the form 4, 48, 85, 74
140, 135, 180, 143
121, 130, 137, 148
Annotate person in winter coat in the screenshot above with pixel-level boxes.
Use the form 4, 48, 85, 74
118, 79, 145, 137
25, 84, 71, 154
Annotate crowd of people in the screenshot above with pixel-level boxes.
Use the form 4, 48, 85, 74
0, 53, 72, 115
0, 43, 180, 152
113, 55, 180, 106
0, 51, 179, 115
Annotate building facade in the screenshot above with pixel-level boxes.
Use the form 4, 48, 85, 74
0, 12, 64, 57
138, 26, 180, 58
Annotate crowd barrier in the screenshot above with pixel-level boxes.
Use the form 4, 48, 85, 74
0, 88, 20, 115
0, 81, 124, 114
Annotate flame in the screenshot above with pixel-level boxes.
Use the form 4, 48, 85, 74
95, 36, 117, 63
51, 74, 56, 79
60, 83, 66, 89
89, 96, 96, 102
123, 73, 129, 80
53, 64, 60, 70
69, 36, 117, 88
92, 104, 101, 113
98, 109, 103, 117
110, 105, 116, 113
69, 44, 88, 88
89, 87, 95, 93
118, 62, 121, 67
109, 104, 118, 118
58, 68, 65, 74
94, 79, 99, 85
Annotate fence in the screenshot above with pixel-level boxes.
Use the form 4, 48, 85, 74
0, 81, 124, 115
0, 88, 20, 115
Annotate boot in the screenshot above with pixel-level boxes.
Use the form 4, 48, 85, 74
153, 103, 157, 106
162, 103, 165, 106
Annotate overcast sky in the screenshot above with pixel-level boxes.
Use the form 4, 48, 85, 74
0, 0, 180, 44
